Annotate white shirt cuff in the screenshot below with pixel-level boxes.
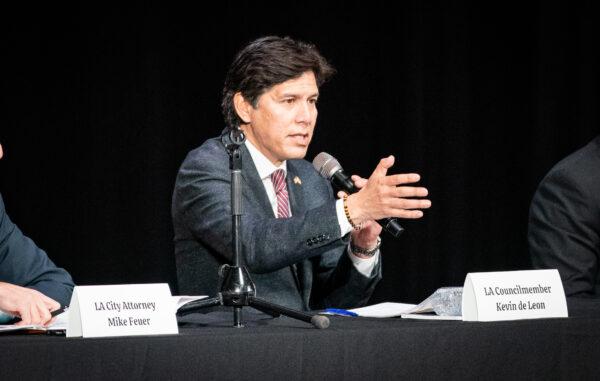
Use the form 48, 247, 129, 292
336, 198, 353, 236
337, 199, 379, 276
347, 244, 380, 277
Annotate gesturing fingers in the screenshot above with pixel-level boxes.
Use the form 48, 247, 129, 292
393, 209, 425, 219
388, 198, 431, 210
393, 186, 429, 198
383, 173, 421, 186
349, 157, 432, 223
351, 175, 368, 189
369, 156, 395, 179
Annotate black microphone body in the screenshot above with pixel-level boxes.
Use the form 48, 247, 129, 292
314, 153, 404, 238
331, 169, 358, 194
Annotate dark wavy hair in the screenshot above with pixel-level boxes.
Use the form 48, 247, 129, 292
221, 36, 335, 129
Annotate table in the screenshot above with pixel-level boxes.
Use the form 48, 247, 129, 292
1, 298, 598, 380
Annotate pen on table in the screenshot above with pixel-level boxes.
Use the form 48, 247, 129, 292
51, 306, 68, 317
6, 306, 67, 324
323, 308, 359, 317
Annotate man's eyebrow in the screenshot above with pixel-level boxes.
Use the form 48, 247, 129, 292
279, 92, 320, 98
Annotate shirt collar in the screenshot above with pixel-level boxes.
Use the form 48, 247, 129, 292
245, 139, 287, 180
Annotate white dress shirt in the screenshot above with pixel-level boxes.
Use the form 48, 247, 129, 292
245, 140, 379, 276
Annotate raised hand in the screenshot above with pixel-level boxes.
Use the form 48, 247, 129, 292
345, 155, 431, 226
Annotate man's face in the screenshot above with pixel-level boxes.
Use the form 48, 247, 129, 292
240, 71, 319, 166
0, 144, 3, 160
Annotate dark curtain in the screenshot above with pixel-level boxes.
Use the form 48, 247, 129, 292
2, 1, 598, 303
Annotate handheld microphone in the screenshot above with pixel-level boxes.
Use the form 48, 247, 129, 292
312, 152, 404, 238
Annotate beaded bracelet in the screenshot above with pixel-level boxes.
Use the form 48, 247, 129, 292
342, 194, 363, 230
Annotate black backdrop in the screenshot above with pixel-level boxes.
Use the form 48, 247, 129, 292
2, 2, 598, 304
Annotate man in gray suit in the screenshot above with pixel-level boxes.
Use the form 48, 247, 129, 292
0, 143, 74, 325
172, 36, 431, 310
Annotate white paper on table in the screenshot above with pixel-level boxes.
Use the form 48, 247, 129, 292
400, 313, 462, 320
173, 295, 208, 311
349, 302, 417, 318
0, 309, 69, 333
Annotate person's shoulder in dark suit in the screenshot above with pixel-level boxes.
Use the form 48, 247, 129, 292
528, 135, 600, 297
545, 136, 600, 197
178, 136, 229, 173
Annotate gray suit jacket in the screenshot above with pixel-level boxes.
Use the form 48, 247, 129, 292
0, 193, 74, 306
172, 133, 382, 310
529, 135, 600, 297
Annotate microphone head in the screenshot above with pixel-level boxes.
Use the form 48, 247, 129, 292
312, 152, 342, 180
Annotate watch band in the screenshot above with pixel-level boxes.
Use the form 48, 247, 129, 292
350, 236, 381, 257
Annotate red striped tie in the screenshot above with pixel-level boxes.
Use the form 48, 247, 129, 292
270, 169, 290, 218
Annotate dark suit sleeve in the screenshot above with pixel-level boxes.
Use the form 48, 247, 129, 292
309, 247, 382, 309
528, 168, 600, 297
0, 195, 74, 306
174, 151, 346, 274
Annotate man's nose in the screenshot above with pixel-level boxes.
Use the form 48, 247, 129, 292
295, 102, 313, 124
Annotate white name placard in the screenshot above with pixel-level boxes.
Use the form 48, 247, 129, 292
462, 269, 568, 322
67, 283, 179, 338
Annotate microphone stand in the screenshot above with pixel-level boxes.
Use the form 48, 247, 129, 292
177, 129, 329, 329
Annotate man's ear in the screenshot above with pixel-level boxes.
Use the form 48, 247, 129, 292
233, 92, 252, 124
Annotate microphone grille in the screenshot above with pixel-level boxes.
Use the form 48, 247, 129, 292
312, 152, 342, 179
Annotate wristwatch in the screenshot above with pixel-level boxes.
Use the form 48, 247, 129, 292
350, 236, 381, 257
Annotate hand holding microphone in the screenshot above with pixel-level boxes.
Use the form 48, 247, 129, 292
313, 153, 431, 238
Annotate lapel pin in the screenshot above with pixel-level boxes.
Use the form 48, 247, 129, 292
293, 176, 302, 185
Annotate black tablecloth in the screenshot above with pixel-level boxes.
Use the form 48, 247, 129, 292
1, 297, 599, 380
